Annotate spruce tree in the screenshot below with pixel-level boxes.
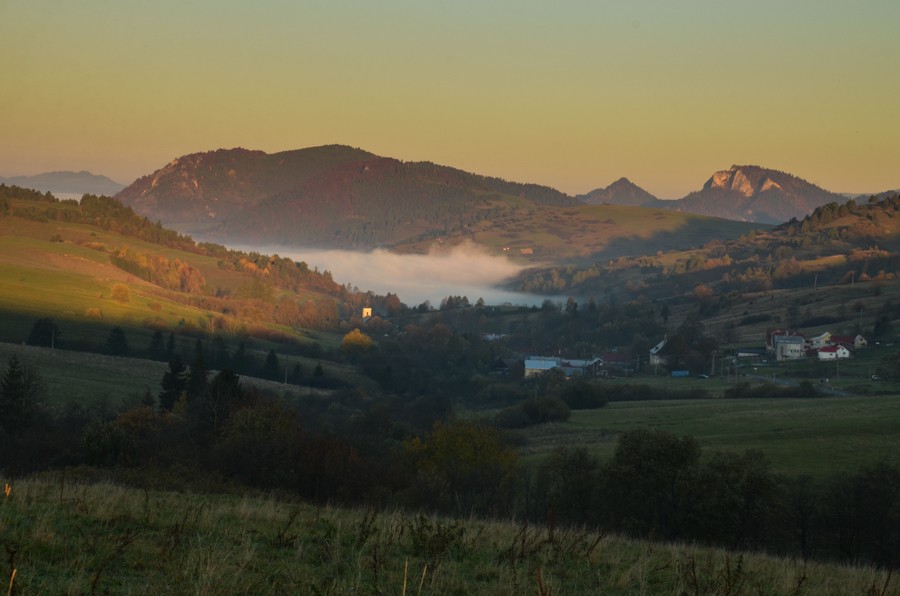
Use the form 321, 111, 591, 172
106, 327, 129, 356
0, 355, 26, 432
263, 349, 280, 381
159, 355, 188, 411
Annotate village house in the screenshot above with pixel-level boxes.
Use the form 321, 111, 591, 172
830, 334, 868, 350
773, 335, 805, 361
817, 345, 851, 360
766, 329, 805, 353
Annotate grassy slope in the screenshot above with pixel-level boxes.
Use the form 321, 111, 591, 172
0, 209, 341, 351
0, 475, 891, 595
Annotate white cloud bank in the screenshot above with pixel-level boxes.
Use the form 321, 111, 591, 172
238, 242, 541, 307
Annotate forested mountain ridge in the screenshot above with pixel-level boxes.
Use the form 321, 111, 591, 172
116, 145, 577, 246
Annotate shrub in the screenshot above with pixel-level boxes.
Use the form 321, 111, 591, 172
111, 283, 131, 303
560, 382, 608, 410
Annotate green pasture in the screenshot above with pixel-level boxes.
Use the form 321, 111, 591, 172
519, 394, 900, 478
0, 342, 363, 411
0, 342, 165, 412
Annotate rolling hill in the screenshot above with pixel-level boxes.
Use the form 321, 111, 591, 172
0, 184, 363, 354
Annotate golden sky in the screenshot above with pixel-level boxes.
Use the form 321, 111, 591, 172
2, 1, 898, 198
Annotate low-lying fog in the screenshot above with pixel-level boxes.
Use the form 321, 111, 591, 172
236, 242, 543, 307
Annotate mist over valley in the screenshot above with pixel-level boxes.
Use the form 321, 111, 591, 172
233, 241, 543, 307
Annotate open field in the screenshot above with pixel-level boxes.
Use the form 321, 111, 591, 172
517, 394, 900, 478
0, 342, 363, 411
0, 473, 893, 595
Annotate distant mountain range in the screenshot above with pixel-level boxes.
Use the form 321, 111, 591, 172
0, 170, 125, 196
111, 145, 895, 255
581, 165, 852, 225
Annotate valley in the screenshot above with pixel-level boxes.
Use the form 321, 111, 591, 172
2, 179, 900, 592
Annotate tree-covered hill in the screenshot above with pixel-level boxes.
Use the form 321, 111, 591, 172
0, 184, 393, 352
513, 194, 900, 307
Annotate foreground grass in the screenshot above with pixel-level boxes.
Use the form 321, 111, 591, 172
519, 394, 900, 478
0, 474, 894, 595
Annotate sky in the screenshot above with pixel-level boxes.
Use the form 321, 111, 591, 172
2, 0, 898, 198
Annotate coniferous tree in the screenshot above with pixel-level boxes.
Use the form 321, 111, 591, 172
262, 349, 280, 381
147, 330, 166, 361
106, 327, 129, 356
165, 332, 176, 361
187, 341, 209, 402
159, 355, 188, 411
0, 355, 26, 432
0, 355, 43, 432
231, 341, 247, 375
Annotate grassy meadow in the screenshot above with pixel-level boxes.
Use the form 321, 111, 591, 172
0, 342, 365, 414
0, 474, 893, 595
517, 394, 900, 478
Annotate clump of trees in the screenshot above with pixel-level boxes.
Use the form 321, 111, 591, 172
528, 430, 900, 567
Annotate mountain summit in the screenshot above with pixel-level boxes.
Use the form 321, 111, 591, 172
673, 165, 845, 224
578, 177, 660, 207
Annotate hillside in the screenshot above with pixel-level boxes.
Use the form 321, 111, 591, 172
0, 170, 124, 196
0, 184, 371, 355
668, 165, 847, 224
512, 194, 900, 339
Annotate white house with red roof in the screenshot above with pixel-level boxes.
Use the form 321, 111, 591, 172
817, 345, 851, 360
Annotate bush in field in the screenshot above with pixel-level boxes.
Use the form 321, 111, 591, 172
521, 396, 570, 424
533, 446, 600, 525
403, 420, 518, 514
601, 429, 701, 539
560, 381, 608, 410
494, 396, 570, 428
213, 398, 302, 487
111, 283, 131, 303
